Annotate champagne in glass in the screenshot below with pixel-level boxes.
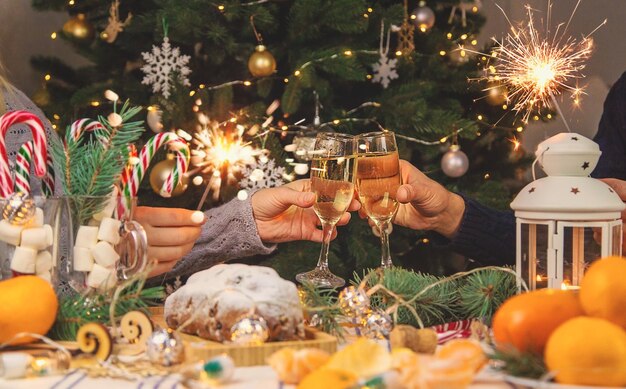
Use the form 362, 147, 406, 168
356, 131, 401, 268
296, 133, 356, 288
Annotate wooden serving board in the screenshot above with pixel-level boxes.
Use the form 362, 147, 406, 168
148, 307, 337, 367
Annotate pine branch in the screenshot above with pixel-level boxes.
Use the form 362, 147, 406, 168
50, 283, 165, 341
299, 281, 345, 340
490, 348, 548, 379
456, 267, 518, 325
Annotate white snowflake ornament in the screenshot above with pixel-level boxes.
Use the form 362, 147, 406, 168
371, 21, 399, 89
141, 37, 191, 99
240, 157, 286, 192
372, 55, 398, 88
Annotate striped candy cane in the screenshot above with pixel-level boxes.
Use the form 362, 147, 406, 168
118, 132, 190, 216
14, 141, 55, 196
0, 111, 48, 198
69, 118, 108, 144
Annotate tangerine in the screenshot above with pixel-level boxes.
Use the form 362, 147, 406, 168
580, 256, 626, 328
0, 276, 58, 345
492, 289, 583, 354
435, 339, 486, 372
296, 368, 358, 389
545, 316, 626, 386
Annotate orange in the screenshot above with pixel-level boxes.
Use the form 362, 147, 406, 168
0, 276, 58, 345
435, 339, 486, 372
324, 338, 391, 378
545, 317, 626, 386
267, 347, 330, 384
492, 289, 583, 354
296, 368, 358, 389
580, 256, 626, 328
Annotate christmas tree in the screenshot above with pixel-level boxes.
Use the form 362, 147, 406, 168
31, 0, 533, 280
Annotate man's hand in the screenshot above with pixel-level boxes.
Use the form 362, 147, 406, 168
361, 160, 465, 238
251, 179, 360, 243
134, 206, 205, 276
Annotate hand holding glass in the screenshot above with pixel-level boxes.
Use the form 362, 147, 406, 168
356, 131, 401, 268
295, 133, 356, 288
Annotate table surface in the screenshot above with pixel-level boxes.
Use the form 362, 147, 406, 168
0, 366, 514, 389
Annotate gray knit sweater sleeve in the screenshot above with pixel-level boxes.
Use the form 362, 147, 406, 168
157, 196, 277, 282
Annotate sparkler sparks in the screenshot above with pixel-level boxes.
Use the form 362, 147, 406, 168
191, 117, 263, 204
482, 1, 605, 124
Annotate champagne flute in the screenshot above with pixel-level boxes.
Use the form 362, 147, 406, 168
296, 132, 356, 288
356, 131, 401, 268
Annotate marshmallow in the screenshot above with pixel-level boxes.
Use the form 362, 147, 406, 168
0, 220, 24, 246
35, 251, 53, 273
97, 218, 121, 245
87, 264, 114, 289
75, 226, 99, 248
91, 241, 120, 268
29, 207, 44, 227
10, 247, 37, 273
37, 271, 52, 283
20, 225, 53, 250
73, 247, 94, 272
92, 187, 119, 221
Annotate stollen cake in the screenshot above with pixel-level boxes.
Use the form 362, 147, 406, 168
164, 264, 305, 342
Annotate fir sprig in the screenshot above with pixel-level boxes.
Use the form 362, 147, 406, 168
490, 348, 548, 379
50, 282, 165, 341
52, 100, 145, 223
299, 281, 346, 340
457, 267, 518, 325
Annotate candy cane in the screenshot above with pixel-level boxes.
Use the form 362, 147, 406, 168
0, 111, 47, 197
118, 133, 189, 216
69, 118, 108, 144
14, 140, 55, 196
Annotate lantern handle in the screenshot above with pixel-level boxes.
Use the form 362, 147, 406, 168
532, 146, 549, 180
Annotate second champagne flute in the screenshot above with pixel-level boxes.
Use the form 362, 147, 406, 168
295, 132, 356, 288
356, 131, 401, 268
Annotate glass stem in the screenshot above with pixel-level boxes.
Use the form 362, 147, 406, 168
379, 220, 393, 268
315, 222, 335, 270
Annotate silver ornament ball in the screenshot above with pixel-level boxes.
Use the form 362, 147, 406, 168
410, 5, 436, 31
441, 145, 469, 178
230, 315, 269, 345
146, 328, 185, 366
2, 192, 36, 225
361, 309, 393, 339
338, 286, 371, 318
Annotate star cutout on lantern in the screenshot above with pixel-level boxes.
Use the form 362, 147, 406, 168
571, 187, 580, 194
609, 187, 615, 193
581, 161, 590, 170
529, 187, 536, 193
571, 136, 579, 141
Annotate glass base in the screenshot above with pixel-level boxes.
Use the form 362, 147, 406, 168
296, 268, 345, 288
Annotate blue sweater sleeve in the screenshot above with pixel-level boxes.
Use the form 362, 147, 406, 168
431, 195, 516, 266
592, 71, 626, 179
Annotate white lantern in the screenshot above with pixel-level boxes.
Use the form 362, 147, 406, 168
511, 133, 625, 290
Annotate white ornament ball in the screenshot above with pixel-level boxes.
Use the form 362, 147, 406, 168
294, 163, 309, 175
146, 329, 185, 366
230, 315, 269, 345
441, 145, 469, 178
410, 6, 436, 31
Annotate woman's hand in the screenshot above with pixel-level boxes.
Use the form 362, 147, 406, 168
134, 206, 205, 276
251, 179, 360, 243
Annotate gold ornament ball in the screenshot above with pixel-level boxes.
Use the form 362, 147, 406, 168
63, 14, 94, 40
149, 157, 189, 197
248, 45, 277, 78
486, 81, 508, 106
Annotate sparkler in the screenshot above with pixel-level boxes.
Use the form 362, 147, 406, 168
482, 1, 605, 126
191, 116, 263, 207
